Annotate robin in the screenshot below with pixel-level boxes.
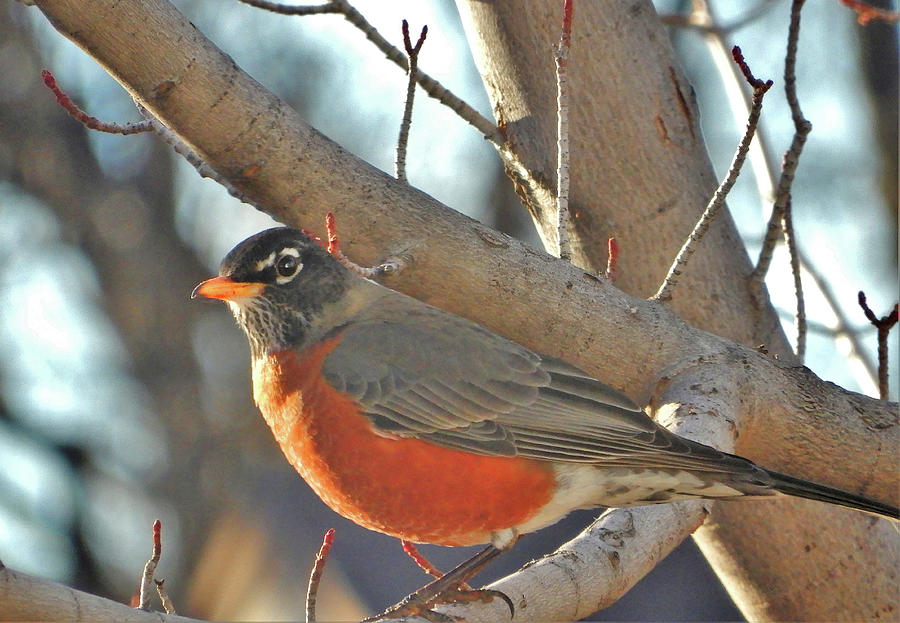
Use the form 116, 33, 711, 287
193, 226, 897, 616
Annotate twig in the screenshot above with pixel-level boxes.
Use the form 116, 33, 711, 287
237, 0, 342, 15
795, 245, 878, 385
776, 309, 858, 336
154, 580, 176, 615
751, 0, 811, 362
606, 237, 619, 281
839, 0, 900, 25
137, 520, 162, 611
41, 69, 252, 203
653, 47, 772, 302
235, 0, 501, 143
395, 20, 427, 183
306, 528, 335, 623
730, 46, 772, 91
132, 103, 242, 193
324, 213, 404, 277
857, 292, 899, 400
782, 197, 806, 359
41, 70, 153, 134
686, 0, 880, 386
555, 0, 574, 261
685, 1, 779, 220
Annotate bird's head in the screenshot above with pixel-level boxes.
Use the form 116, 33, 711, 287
192, 227, 351, 357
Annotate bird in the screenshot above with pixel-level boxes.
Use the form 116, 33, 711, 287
193, 226, 898, 616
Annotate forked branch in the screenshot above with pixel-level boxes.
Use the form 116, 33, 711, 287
857, 292, 899, 400
395, 20, 427, 183
667, 0, 877, 383
751, 0, 811, 360
236, 0, 501, 143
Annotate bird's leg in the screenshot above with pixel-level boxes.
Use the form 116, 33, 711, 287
401, 540, 471, 589
363, 544, 513, 622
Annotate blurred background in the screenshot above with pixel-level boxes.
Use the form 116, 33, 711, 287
0, 0, 896, 620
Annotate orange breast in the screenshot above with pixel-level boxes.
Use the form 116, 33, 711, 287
252, 337, 556, 546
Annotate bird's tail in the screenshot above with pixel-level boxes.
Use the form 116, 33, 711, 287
763, 468, 899, 519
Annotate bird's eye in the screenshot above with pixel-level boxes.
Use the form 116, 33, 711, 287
276, 254, 300, 279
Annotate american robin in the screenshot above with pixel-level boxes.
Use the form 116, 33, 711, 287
193, 226, 897, 614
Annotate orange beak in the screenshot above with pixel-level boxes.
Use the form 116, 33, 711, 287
191, 276, 266, 301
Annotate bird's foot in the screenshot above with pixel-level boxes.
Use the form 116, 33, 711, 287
363, 586, 513, 622
362, 545, 513, 622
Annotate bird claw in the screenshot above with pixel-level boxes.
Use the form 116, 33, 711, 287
444, 587, 515, 614
363, 545, 508, 621
363, 587, 514, 622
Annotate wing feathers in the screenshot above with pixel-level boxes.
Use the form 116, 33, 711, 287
320, 305, 749, 473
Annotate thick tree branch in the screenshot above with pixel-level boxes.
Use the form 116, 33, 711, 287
0, 565, 200, 622
436, 504, 710, 622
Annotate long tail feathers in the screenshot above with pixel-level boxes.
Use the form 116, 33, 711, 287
764, 468, 899, 519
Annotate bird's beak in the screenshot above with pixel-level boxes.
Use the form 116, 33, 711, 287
191, 276, 266, 301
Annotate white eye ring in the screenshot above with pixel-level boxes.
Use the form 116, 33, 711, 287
274, 248, 302, 284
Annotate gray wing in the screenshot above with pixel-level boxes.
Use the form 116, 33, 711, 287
321, 298, 747, 472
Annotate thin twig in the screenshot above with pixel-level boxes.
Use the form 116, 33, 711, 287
782, 197, 806, 359
606, 237, 619, 281
237, 0, 342, 15
555, 0, 574, 261
857, 292, 899, 400
133, 103, 230, 183
395, 20, 427, 183
776, 309, 859, 336
795, 245, 879, 384
41, 70, 251, 203
41, 70, 153, 134
236, 0, 501, 143
751, 0, 811, 360
839, 0, 900, 25
653, 47, 772, 302
137, 520, 162, 611
684, 0, 880, 385
306, 528, 335, 623
686, 0, 778, 222
324, 213, 404, 277
154, 580, 176, 614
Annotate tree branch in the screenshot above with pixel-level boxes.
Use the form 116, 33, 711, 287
653, 47, 772, 302
554, 0, 573, 261
751, 0, 812, 351
306, 528, 336, 623
0, 565, 200, 622
395, 20, 427, 183
858, 291, 899, 400
236, 0, 502, 143
682, 0, 879, 387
